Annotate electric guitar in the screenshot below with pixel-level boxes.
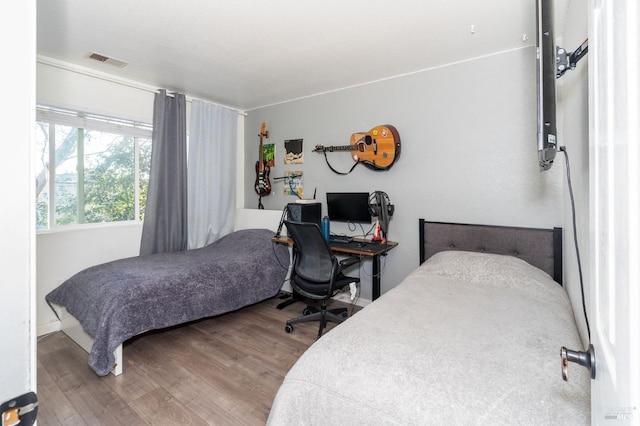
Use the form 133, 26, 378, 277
255, 122, 271, 197
313, 124, 401, 171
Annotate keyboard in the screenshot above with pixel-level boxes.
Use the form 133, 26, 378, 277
328, 239, 383, 254
329, 235, 353, 243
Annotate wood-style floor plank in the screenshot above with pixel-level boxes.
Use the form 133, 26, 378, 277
37, 294, 360, 425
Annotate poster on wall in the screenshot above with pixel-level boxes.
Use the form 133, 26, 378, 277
263, 143, 275, 168
284, 139, 303, 164
283, 170, 303, 197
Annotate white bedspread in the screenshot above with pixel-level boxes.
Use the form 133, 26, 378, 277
268, 251, 590, 425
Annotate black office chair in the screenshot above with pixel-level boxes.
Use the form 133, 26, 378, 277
283, 220, 360, 339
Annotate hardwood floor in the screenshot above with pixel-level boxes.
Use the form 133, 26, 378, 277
36, 293, 360, 425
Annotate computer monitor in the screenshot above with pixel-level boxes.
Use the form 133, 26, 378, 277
326, 192, 372, 224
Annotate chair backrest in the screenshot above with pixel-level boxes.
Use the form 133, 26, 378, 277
284, 220, 335, 283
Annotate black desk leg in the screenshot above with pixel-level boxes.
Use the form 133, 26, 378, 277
372, 254, 381, 300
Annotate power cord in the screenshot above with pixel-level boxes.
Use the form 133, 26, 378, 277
271, 240, 291, 271
559, 145, 591, 342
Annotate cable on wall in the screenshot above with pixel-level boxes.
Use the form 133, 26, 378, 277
559, 145, 591, 342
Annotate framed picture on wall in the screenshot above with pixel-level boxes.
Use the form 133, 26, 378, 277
283, 170, 303, 197
263, 143, 275, 168
284, 139, 303, 164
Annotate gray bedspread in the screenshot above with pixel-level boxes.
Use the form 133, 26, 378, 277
46, 228, 289, 376
268, 251, 590, 425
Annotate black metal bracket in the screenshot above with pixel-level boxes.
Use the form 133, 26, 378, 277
557, 39, 589, 78
275, 206, 288, 238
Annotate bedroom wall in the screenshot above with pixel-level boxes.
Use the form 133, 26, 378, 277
556, 0, 590, 345
35, 61, 246, 333
35, 62, 153, 333
35, 24, 586, 336
1, 0, 37, 403
243, 46, 564, 300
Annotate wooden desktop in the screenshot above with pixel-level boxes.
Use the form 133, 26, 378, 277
272, 236, 398, 300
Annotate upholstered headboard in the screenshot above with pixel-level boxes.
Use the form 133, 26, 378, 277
419, 219, 563, 285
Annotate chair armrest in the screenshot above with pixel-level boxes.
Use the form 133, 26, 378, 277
339, 257, 361, 269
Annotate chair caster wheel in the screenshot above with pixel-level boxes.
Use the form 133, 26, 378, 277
302, 307, 312, 316
340, 311, 348, 319
285, 324, 294, 333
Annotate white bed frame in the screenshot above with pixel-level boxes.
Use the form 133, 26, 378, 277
51, 213, 283, 377
57, 305, 123, 376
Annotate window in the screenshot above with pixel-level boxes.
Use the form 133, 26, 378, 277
35, 106, 152, 230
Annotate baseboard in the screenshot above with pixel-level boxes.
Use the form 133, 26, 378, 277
332, 291, 371, 307
38, 320, 61, 337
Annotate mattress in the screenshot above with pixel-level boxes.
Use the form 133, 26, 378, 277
267, 251, 590, 425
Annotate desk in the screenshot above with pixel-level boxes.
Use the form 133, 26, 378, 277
272, 236, 398, 300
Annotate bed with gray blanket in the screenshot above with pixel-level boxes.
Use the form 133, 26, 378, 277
46, 228, 289, 376
267, 220, 590, 425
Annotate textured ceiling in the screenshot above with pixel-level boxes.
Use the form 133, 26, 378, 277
37, 0, 569, 111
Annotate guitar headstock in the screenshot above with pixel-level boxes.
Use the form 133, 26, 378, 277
259, 122, 269, 139
314, 145, 335, 153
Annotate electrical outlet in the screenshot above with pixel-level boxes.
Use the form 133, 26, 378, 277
349, 282, 357, 300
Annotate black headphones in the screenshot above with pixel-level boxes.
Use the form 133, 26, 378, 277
368, 191, 394, 218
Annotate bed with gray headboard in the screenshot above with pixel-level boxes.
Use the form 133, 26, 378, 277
419, 219, 563, 284
268, 220, 589, 425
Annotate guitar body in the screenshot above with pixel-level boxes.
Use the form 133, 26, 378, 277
255, 160, 271, 196
314, 124, 401, 171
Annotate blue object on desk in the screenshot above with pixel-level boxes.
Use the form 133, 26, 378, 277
322, 216, 330, 241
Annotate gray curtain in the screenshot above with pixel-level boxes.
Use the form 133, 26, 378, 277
140, 90, 188, 255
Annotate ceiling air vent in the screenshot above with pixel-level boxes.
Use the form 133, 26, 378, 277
88, 52, 128, 68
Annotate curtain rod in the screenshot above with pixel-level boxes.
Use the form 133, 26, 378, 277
37, 55, 247, 116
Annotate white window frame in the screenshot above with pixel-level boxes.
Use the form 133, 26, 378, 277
36, 105, 153, 231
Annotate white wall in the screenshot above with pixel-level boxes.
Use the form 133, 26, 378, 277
37, 58, 155, 123
35, 61, 155, 334
37, 224, 143, 333
243, 47, 564, 299
0, 0, 36, 404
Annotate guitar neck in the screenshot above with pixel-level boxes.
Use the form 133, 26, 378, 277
320, 145, 359, 152
258, 122, 268, 171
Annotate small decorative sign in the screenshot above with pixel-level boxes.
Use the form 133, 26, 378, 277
283, 170, 303, 197
284, 139, 303, 164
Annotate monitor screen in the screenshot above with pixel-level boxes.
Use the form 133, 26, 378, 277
326, 192, 372, 223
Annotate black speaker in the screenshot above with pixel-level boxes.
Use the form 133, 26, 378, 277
286, 202, 322, 228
